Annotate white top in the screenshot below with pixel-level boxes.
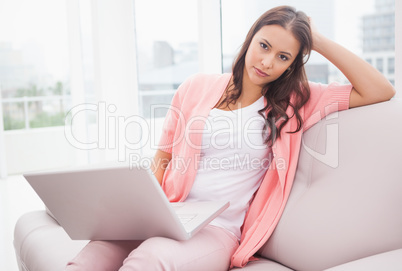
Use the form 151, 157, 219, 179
185, 96, 272, 239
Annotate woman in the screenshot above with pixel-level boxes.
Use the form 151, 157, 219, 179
66, 5, 395, 271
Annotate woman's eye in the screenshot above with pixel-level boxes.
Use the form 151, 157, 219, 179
279, 54, 288, 61
260, 43, 268, 50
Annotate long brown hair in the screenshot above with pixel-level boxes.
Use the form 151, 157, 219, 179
220, 6, 312, 146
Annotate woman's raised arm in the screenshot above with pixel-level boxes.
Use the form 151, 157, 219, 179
310, 19, 396, 108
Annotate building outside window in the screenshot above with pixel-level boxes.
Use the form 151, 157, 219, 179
362, 0, 395, 85
376, 58, 384, 73
388, 57, 395, 74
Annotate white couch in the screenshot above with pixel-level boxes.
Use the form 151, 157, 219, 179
14, 100, 402, 270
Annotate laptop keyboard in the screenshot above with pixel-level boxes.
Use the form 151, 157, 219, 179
171, 203, 197, 224
178, 214, 196, 224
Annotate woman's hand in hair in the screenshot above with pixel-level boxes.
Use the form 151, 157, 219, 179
308, 17, 325, 53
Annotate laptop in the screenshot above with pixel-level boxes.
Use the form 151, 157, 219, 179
24, 163, 229, 241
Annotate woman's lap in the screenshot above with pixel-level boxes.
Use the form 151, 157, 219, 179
66, 225, 239, 271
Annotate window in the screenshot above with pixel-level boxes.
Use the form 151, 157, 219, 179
0, 0, 398, 176
0, 0, 71, 130
134, 0, 199, 119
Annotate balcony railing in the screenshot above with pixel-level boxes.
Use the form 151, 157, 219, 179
1, 89, 175, 131
1, 95, 72, 130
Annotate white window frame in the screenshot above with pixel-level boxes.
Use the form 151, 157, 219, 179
0, 89, 6, 178
198, 0, 223, 74
65, 0, 139, 165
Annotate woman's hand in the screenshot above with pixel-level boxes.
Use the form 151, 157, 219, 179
151, 149, 172, 185
309, 17, 323, 52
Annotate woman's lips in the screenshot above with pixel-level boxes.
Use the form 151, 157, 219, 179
254, 67, 268, 77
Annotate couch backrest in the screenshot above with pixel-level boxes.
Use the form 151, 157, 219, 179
258, 99, 402, 270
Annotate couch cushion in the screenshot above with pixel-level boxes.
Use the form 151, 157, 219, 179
232, 258, 294, 271
14, 210, 87, 271
258, 100, 402, 270
323, 249, 402, 271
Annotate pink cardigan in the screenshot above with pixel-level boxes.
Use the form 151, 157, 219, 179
158, 73, 352, 268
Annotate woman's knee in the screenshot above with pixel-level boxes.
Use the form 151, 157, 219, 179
66, 240, 141, 271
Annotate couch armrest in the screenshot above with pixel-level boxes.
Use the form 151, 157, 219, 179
324, 249, 402, 271
14, 210, 88, 271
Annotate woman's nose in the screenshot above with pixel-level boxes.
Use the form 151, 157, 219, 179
261, 54, 274, 69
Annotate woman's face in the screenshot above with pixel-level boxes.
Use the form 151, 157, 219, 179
244, 24, 300, 91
